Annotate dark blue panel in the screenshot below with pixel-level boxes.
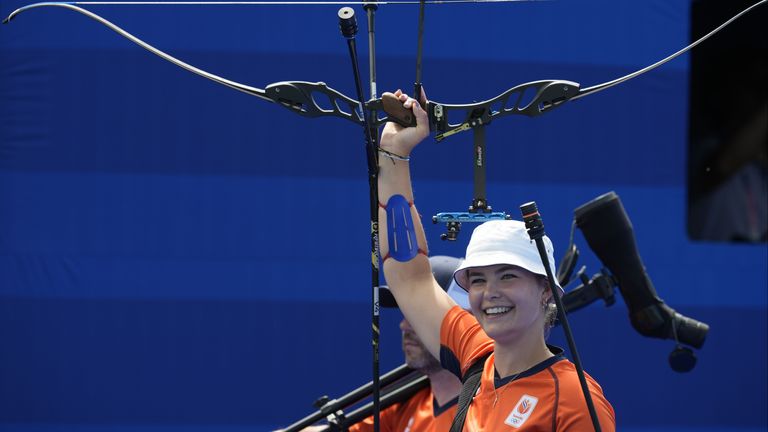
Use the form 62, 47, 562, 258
0, 298, 765, 427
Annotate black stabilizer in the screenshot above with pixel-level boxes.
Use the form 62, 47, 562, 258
337, 6, 383, 431
520, 202, 602, 432
574, 192, 709, 349
338, 7, 358, 39
520, 202, 544, 238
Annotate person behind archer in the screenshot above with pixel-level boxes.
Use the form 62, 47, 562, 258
376, 89, 615, 431
350, 255, 467, 432
282, 255, 470, 432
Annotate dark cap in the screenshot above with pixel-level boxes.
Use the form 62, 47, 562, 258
380, 255, 464, 309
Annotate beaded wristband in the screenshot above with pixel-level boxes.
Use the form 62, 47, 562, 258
378, 147, 410, 162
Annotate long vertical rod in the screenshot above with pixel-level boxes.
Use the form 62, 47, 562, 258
472, 125, 487, 208
366, 1, 378, 101
521, 202, 602, 432
339, 7, 381, 429
363, 2, 381, 431
413, 0, 425, 100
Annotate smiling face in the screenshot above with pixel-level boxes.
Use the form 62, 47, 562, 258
466, 264, 550, 345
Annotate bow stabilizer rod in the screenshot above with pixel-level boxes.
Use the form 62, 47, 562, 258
338, 6, 384, 431
413, 0, 425, 103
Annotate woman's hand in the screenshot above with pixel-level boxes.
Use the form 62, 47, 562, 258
379, 89, 430, 158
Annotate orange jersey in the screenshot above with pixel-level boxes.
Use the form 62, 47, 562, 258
348, 386, 457, 432
440, 306, 616, 431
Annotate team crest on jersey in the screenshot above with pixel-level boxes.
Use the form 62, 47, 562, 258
504, 394, 539, 428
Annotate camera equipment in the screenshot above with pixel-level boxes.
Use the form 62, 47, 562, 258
569, 191, 710, 372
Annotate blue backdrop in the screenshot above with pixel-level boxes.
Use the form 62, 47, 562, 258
1, 0, 766, 430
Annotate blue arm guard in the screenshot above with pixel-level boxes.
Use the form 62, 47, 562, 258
383, 194, 420, 262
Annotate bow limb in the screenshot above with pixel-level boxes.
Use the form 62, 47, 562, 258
5, 2, 272, 101
574, 0, 767, 101
4, 2, 368, 125
426, 0, 767, 140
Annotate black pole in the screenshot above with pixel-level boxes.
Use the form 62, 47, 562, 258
520, 201, 602, 432
282, 364, 418, 432
333, 375, 429, 430
414, 0, 425, 101
362, 3, 382, 430
472, 125, 487, 211
365, 0, 378, 102
338, 6, 382, 432
302, 376, 429, 432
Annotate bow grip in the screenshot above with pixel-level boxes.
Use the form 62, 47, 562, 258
380, 93, 417, 128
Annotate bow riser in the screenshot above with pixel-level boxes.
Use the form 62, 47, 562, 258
430, 79, 581, 141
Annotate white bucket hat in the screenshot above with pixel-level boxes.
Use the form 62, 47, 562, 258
453, 220, 563, 293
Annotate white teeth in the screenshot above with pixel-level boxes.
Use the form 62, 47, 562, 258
484, 306, 512, 315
